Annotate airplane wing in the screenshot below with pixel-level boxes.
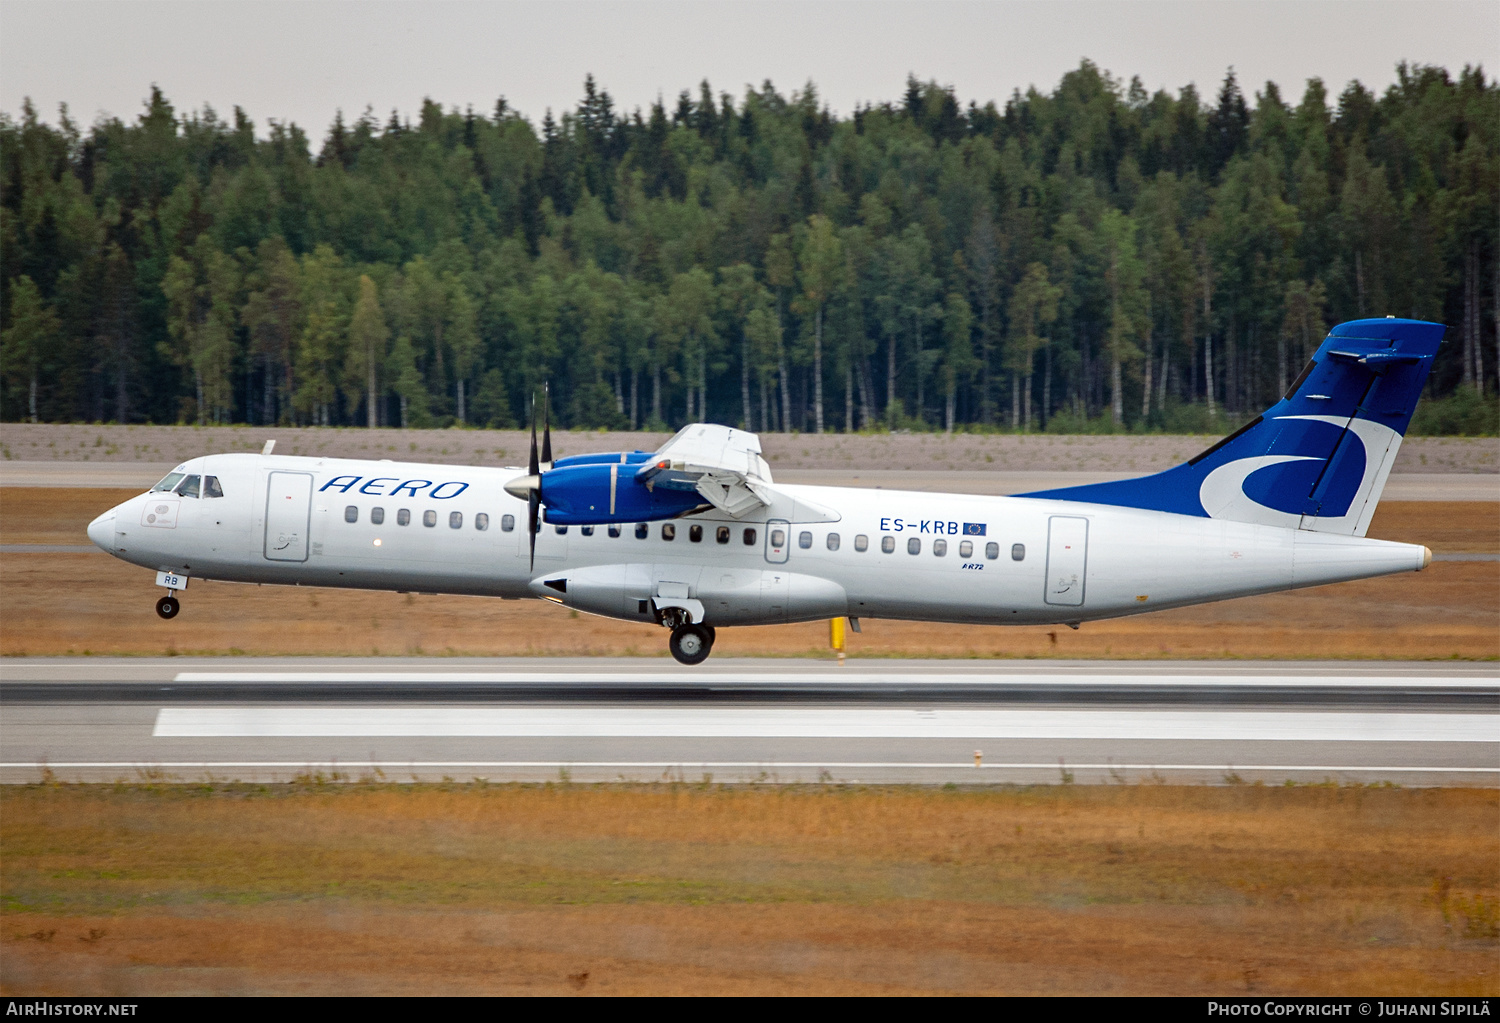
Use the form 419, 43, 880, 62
636, 424, 775, 518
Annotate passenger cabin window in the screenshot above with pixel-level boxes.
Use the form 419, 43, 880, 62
371, 507, 385, 525
959, 540, 973, 558
826, 533, 840, 551
770, 528, 786, 548
581, 525, 594, 536
636, 523, 648, 539
881, 536, 895, 553
742, 528, 757, 545
661, 523, 675, 541
985, 542, 999, 559
908, 537, 921, 555
176, 475, 201, 498
933, 539, 947, 557
854, 534, 868, 552
475, 513, 489, 531
449, 511, 463, 529
398, 509, 411, 526
1012, 543, 1026, 561
689, 525, 702, 543
500, 514, 514, 532
423, 510, 437, 528
203, 476, 224, 499
716, 526, 730, 544
608, 524, 621, 538
151, 472, 185, 493
555, 525, 567, 534
798, 531, 813, 549
345, 505, 359, 523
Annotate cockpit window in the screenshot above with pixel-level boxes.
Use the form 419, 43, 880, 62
151, 473, 185, 493
175, 475, 202, 498
203, 475, 224, 499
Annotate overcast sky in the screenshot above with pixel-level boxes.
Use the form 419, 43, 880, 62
2, 0, 1495, 137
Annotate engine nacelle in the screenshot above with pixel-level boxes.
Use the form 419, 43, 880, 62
539, 462, 705, 525
550, 450, 653, 469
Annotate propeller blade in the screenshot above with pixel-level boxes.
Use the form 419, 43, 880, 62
541, 382, 553, 467
527, 392, 539, 477
528, 491, 539, 571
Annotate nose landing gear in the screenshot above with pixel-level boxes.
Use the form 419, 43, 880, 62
155, 594, 180, 619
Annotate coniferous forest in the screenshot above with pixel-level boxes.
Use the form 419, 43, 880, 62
2, 63, 1497, 435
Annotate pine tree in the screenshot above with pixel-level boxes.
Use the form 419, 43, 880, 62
345, 275, 388, 428
0, 276, 58, 422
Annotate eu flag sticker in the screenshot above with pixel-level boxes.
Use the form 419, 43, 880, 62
963, 522, 987, 536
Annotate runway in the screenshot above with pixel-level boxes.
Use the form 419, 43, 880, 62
3, 658, 1495, 786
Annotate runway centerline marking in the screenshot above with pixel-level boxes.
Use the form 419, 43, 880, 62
167, 671, 1499, 689
151, 707, 1500, 742
4, 761, 1497, 775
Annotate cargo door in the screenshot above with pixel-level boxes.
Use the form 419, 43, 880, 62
532, 518, 569, 561
1044, 515, 1088, 607
264, 471, 313, 562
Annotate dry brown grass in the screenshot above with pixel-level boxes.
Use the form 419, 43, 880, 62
1, 784, 1495, 995
1, 490, 1495, 658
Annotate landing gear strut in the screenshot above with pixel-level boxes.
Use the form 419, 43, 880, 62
668, 623, 713, 665
155, 594, 180, 620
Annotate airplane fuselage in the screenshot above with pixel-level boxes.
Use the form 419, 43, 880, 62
89, 452, 1430, 633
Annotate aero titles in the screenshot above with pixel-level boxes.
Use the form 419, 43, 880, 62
317, 476, 472, 499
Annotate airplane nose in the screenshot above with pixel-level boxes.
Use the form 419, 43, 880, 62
87, 510, 116, 551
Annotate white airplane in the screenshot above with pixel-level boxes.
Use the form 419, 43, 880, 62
87, 318, 1441, 665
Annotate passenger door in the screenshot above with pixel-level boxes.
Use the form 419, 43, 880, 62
264, 471, 313, 562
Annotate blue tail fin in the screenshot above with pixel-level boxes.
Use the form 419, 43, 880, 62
1015, 318, 1445, 536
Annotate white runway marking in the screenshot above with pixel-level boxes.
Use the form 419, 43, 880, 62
169, 671, 1499, 690
5, 761, 1498, 775
152, 707, 1500, 742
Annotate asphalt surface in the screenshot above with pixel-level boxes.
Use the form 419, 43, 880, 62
3, 461, 1497, 500
2, 658, 1495, 786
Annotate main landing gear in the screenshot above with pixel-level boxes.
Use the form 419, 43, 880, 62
660, 607, 716, 665
668, 624, 714, 665
155, 594, 180, 619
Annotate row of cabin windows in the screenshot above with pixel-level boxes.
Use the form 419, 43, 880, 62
345, 506, 490, 531
778, 530, 1022, 561
339, 508, 1025, 561
516, 521, 758, 543
150, 473, 224, 499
